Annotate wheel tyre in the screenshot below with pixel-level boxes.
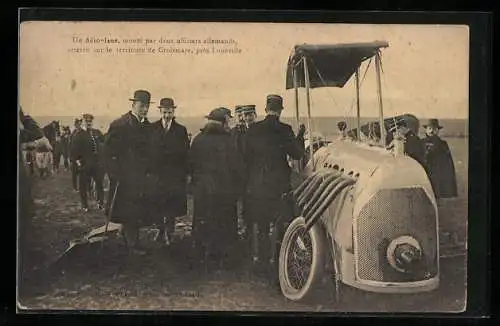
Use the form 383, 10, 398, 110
279, 216, 329, 302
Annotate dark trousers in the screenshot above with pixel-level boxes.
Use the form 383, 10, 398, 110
79, 162, 104, 208
246, 196, 287, 264
193, 193, 238, 263
71, 161, 79, 190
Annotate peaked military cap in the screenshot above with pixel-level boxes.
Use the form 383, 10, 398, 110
234, 105, 244, 114
241, 105, 256, 114
158, 97, 177, 109
266, 94, 284, 111
129, 90, 154, 104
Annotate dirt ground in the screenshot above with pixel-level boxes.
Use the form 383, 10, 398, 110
17, 167, 467, 313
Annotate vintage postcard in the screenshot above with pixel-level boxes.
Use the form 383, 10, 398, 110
18, 19, 469, 313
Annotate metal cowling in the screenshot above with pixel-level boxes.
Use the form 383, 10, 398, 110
356, 188, 438, 282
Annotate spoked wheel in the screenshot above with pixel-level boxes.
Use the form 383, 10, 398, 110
279, 216, 329, 302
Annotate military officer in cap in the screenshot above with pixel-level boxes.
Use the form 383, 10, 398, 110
69, 117, 83, 191
71, 113, 105, 211
189, 107, 244, 269
105, 90, 158, 255
242, 95, 306, 274
230, 104, 257, 245
151, 97, 190, 246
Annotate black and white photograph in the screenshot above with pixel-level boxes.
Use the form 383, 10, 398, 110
18, 19, 469, 312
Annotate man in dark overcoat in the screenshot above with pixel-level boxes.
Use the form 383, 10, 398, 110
230, 105, 257, 247
151, 97, 190, 246
422, 119, 458, 199
242, 95, 306, 273
71, 113, 106, 211
189, 107, 244, 269
69, 118, 83, 191
104, 90, 158, 255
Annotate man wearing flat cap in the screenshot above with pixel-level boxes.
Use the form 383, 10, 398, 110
151, 98, 190, 246
189, 107, 244, 269
104, 90, 158, 255
242, 94, 306, 275
422, 118, 457, 199
71, 113, 105, 212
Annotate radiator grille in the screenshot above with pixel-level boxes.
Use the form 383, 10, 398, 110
356, 188, 438, 282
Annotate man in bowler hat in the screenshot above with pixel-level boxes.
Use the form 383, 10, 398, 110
104, 90, 158, 255
422, 118, 457, 198
189, 107, 244, 269
151, 97, 190, 246
242, 95, 306, 274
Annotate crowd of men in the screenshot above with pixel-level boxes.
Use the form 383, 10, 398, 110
95, 90, 306, 276
19, 89, 457, 282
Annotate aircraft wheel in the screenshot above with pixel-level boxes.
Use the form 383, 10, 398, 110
279, 216, 329, 302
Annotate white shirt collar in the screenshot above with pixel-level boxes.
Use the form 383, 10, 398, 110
130, 111, 144, 123
162, 119, 172, 130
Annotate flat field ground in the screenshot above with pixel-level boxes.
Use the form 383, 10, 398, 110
17, 138, 468, 312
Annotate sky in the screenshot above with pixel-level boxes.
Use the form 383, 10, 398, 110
19, 22, 469, 120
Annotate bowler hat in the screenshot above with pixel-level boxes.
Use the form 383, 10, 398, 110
157, 98, 177, 109
206, 107, 231, 122
241, 105, 256, 114
422, 118, 443, 129
266, 94, 284, 111
129, 90, 154, 104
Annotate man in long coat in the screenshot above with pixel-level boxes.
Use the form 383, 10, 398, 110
105, 90, 158, 255
422, 119, 458, 199
69, 118, 83, 191
189, 107, 244, 269
71, 113, 106, 211
230, 105, 257, 246
151, 97, 190, 246
242, 95, 306, 273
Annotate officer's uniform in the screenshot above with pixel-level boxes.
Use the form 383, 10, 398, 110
71, 113, 106, 210
230, 105, 256, 244
242, 95, 305, 269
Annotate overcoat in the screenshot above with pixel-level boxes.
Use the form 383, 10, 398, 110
150, 119, 190, 218
104, 111, 158, 225
403, 130, 427, 169
189, 122, 244, 251
71, 128, 105, 167
423, 135, 458, 198
242, 115, 305, 199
